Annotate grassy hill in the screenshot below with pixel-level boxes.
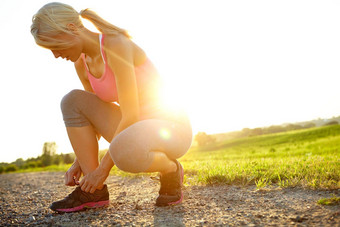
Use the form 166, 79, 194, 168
180, 125, 340, 189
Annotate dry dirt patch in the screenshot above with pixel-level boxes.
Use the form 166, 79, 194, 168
0, 172, 339, 226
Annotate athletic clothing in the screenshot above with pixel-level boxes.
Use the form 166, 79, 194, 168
81, 34, 160, 106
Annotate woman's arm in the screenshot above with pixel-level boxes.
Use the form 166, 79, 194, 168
74, 58, 101, 139
107, 36, 140, 132
96, 36, 140, 174
77, 37, 140, 193
74, 57, 94, 93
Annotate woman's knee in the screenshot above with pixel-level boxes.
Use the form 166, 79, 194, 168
60, 89, 91, 127
109, 134, 152, 173
60, 89, 84, 113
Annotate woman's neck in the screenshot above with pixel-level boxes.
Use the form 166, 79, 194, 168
80, 29, 101, 59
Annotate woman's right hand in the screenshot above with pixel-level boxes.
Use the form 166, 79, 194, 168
64, 160, 82, 186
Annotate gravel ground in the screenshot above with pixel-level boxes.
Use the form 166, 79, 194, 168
0, 172, 339, 226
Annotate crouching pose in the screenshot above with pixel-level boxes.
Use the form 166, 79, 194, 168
31, 2, 192, 212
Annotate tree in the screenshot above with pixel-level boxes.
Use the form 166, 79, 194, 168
63, 153, 74, 164
324, 120, 339, 126
265, 125, 284, 134
194, 132, 216, 147
285, 124, 303, 131
242, 128, 251, 137
251, 128, 263, 136
14, 158, 25, 168
41, 142, 57, 166
303, 122, 316, 129
53, 154, 63, 165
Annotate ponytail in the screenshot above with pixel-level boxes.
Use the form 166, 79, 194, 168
80, 9, 130, 38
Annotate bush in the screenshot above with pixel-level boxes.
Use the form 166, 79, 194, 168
0, 165, 4, 174
303, 123, 316, 129
53, 154, 63, 165
194, 132, 216, 147
63, 153, 74, 164
23, 161, 40, 169
5, 164, 18, 172
324, 121, 339, 126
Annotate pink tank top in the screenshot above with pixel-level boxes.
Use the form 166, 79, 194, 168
82, 34, 160, 105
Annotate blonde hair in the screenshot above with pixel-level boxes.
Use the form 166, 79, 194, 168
31, 2, 130, 50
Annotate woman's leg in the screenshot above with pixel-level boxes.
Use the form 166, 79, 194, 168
109, 119, 192, 174
60, 89, 121, 176
144, 151, 177, 174
109, 118, 192, 206
66, 126, 99, 175
49, 89, 120, 212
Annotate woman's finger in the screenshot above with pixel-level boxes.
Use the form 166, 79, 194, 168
90, 186, 96, 194
84, 183, 91, 193
75, 171, 81, 180
80, 182, 86, 192
64, 172, 73, 186
79, 177, 85, 188
80, 178, 91, 192
73, 176, 80, 185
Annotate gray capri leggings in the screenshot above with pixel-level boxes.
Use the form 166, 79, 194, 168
60, 89, 192, 173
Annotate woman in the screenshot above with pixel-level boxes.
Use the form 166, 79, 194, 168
31, 2, 192, 212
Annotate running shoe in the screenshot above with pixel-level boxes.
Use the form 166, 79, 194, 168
50, 185, 109, 213
155, 160, 184, 206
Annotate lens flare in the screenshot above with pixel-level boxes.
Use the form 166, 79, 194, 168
160, 128, 171, 140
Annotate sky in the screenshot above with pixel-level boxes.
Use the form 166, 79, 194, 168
1, 0, 340, 163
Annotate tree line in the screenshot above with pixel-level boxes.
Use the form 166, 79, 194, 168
0, 142, 74, 174
194, 121, 339, 147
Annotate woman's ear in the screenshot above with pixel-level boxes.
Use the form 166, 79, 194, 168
67, 23, 78, 33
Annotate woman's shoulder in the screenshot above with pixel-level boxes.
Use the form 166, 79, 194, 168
103, 34, 131, 51
103, 34, 146, 66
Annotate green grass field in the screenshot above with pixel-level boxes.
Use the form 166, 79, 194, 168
180, 125, 340, 189
15, 125, 340, 190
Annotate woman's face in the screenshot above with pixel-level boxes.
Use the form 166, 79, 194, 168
50, 33, 82, 62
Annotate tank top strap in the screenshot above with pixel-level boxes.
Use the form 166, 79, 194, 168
81, 34, 106, 72
81, 54, 89, 71
99, 34, 107, 65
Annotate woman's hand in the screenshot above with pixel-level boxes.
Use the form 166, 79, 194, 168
79, 166, 109, 193
64, 160, 82, 186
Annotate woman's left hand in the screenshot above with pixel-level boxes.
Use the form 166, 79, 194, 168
79, 167, 109, 193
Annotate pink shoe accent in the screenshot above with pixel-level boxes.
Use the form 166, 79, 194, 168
179, 163, 184, 186
168, 192, 183, 205
56, 200, 109, 213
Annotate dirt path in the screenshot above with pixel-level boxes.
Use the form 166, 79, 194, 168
0, 172, 339, 226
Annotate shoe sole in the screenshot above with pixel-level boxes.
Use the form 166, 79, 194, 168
55, 200, 109, 213
167, 162, 184, 206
